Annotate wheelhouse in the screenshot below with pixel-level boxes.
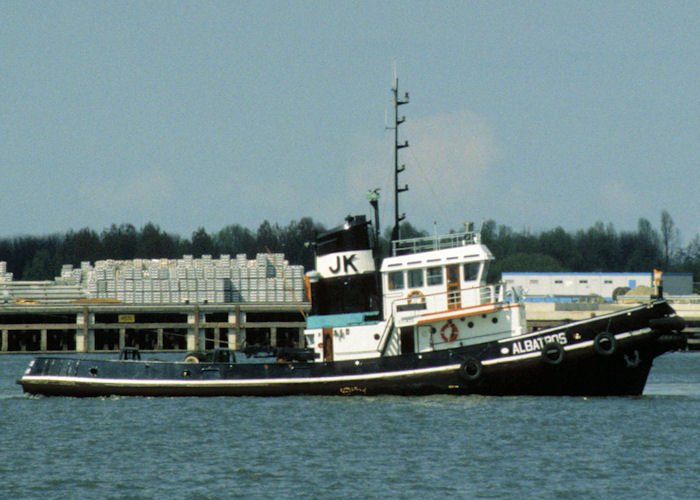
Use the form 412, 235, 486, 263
380, 231, 494, 318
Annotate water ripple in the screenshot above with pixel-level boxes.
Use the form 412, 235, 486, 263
1, 352, 698, 498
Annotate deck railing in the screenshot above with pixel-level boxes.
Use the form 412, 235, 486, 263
391, 231, 480, 256
392, 282, 512, 316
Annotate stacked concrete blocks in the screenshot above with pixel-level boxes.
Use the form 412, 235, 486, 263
85, 254, 305, 305
0, 254, 307, 306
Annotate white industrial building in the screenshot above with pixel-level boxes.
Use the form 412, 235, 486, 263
502, 272, 693, 301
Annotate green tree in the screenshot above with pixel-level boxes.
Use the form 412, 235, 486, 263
538, 226, 576, 269
22, 249, 58, 280
101, 223, 138, 260
494, 252, 564, 274
573, 222, 620, 271
136, 222, 181, 258
624, 218, 662, 271
190, 227, 215, 257
256, 220, 281, 253
214, 224, 256, 257
279, 217, 324, 270
660, 210, 680, 269
59, 228, 102, 266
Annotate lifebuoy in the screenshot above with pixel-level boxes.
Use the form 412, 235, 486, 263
440, 322, 459, 343
593, 332, 616, 356
406, 290, 425, 304
541, 342, 564, 365
459, 357, 482, 381
184, 354, 200, 364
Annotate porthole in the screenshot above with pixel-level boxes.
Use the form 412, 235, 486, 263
492, 317, 498, 324
89, 367, 98, 376
468, 322, 474, 328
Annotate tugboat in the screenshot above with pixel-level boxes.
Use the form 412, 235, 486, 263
17, 80, 687, 397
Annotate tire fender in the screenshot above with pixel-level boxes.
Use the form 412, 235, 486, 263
541, 342, 565, 365
593, 332, 616, 356
459, 357, 482, 381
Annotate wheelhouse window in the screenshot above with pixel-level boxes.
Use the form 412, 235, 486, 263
407, 269, 424, 288
388, 271, 405, 290
463, 262, 480, 282
481, 263, 489, 283
427, 267, 443, 286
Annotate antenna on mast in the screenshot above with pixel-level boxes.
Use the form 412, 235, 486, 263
389, 71, 409, 242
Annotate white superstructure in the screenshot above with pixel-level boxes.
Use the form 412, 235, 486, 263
305, 229, 527, 362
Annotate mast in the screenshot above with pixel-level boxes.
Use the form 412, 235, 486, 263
391, 77, 409, 242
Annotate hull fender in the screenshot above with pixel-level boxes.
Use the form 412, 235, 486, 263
593, 332, 617, 356
458, 357, 482, 381
541, 342, 565, 365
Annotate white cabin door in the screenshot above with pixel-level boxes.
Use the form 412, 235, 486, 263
446, 265, 461, 310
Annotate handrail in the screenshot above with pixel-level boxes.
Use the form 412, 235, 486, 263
376, 315, 395, 355
391, 231, 480, 256
391, 282, 508, 310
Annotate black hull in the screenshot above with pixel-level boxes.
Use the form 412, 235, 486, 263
18, 300, 686, 397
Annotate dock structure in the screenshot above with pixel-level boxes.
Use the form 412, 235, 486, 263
0, 253, 311, 354
0, 302, 309, 354
524, 298, 700, 351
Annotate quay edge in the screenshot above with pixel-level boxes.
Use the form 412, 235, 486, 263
0, 302, 310, 354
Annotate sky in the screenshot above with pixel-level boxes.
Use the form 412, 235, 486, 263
2, 1, 699, 245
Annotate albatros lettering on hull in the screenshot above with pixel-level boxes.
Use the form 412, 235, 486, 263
509, 333, 568, 355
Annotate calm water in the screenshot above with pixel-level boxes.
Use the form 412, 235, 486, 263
1, 352, 698, 499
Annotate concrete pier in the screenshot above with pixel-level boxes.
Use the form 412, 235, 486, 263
0, 302, 308, 354
524, 298, 700, 328
524, 298, 700, 350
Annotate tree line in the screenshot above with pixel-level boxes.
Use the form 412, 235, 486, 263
480, 211, 698, 284
1, 211, 698, 287
0, 219, 323, 281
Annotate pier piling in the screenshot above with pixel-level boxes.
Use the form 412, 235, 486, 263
0, 302, 308, 354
